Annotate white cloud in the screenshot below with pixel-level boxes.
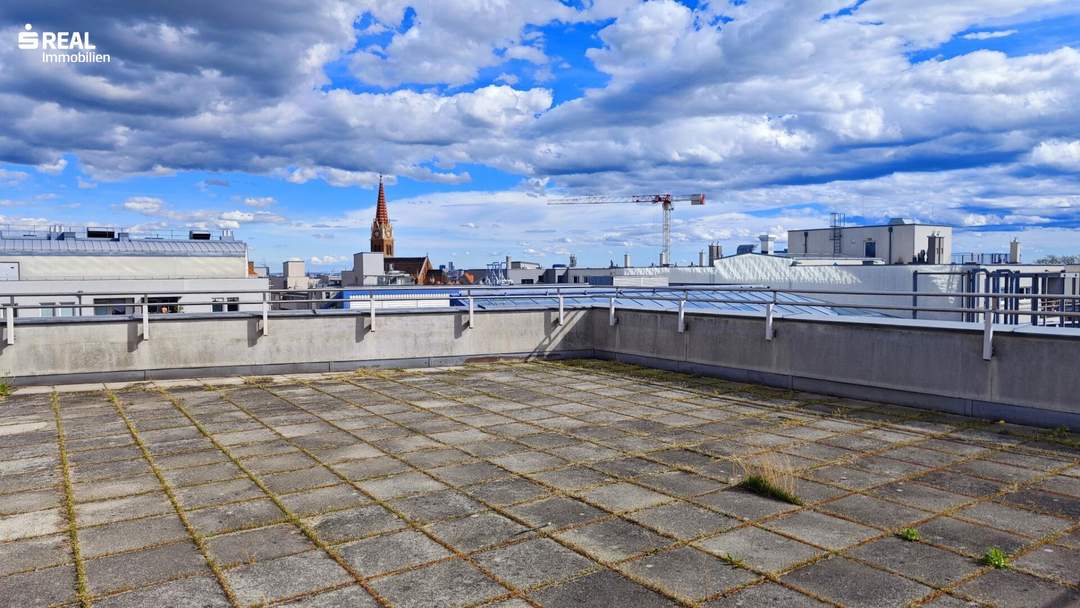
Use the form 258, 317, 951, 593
122, 196, 287, 228
1029, 139, 1080, 171
310, 255, 348, 265
36, 158, 68, 174
243, 196, 275, 208
962, 29, 1018, 40
123, 196, 165, 214
349, 0, 574, 87
0, 168, 29, 185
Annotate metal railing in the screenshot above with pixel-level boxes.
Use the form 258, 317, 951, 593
3, 285, 1079, 361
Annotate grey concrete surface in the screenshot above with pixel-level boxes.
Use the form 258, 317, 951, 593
0, 361, 1077, 607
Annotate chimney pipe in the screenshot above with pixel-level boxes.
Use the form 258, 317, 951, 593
623, 253, 631, 268
708, 243, 722, 266
758, 234, 776, 255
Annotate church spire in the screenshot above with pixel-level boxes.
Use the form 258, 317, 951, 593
370, 175, 395, 256
375, 175, 389, 224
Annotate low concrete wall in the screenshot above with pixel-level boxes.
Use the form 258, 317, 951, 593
3, 306, 1078, 429
0, 309, 593, 385
593, 309, 1080, 430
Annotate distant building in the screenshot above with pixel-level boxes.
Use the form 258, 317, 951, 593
787, 218, 952, 264
270, 259, 313, 290
384, 256, 432, 285
370, 176, 394, 257
0, 225, 267, 316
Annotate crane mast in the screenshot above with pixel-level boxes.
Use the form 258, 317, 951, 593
548, 193, 705, 265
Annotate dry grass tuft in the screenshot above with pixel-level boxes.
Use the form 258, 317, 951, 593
731, 454, 803, 505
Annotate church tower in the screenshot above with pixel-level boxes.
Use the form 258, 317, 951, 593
370, 176, 394, 256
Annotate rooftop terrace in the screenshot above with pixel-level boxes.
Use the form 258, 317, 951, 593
2, 361, 1078, 607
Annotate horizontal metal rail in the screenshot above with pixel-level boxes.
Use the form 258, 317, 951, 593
3, 286, 1078, 358
2, 284, 1080, 301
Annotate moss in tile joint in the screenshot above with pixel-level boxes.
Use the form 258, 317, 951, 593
102, 388, 241, 608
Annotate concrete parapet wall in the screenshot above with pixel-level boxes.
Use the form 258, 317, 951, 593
594, 309, 1080, 429
1, 309, 592, 385
2, 307, 1078, 429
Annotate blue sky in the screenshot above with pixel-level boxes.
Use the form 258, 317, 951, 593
1, 0, 1079, 269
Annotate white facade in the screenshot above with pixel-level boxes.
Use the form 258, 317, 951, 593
1, 278, 268, 316
786, 223, 952, 264
0, 227, 266, 317
0, 254, 246, 280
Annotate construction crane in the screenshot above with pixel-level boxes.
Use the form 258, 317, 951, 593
548, 193, 706, 265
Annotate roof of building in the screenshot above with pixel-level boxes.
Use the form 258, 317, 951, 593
792, 223, 951, 232
336, 286, 888, 318
469, 288, 888, 317
0, 233, 246, 257
384, 256, 430, 277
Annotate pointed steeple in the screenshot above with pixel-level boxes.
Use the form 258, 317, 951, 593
375, 175, 390, 224
370, 174, 395, 256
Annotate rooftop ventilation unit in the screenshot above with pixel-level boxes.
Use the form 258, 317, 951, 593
189, 230, 212, 240
86, 228, 116, 239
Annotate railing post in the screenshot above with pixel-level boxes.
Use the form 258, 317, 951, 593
261, 292, 270, 336
912, 271, 919, 320
765, 302, 775, 341
369, 296, 376, 332
558, 295, 564, 326
468, 296, 474, 329
677, 299, 686, 333
142, 300, 150, 341
3, 305, 12, 345
982, 296, 996, 361
608, 297, 617, 326
764, 290, 777, 341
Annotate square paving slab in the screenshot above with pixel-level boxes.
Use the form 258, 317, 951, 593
0, 360, 1077, 607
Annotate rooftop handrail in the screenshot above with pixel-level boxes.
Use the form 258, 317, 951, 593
5, 288, 1079, 318
2, 284, 1080, 301
5, 285, 1077, 360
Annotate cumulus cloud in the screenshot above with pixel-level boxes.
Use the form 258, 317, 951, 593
122, 196, 165, 214
0, 168, 29, 185
36, 158, 68, 174
243, 196, 276, 208
962, 29, 1018, 40
121, 196, 287, 229
349, 1, 573, 87
310, 255, 348, 265
1029, 139, 1080, 171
